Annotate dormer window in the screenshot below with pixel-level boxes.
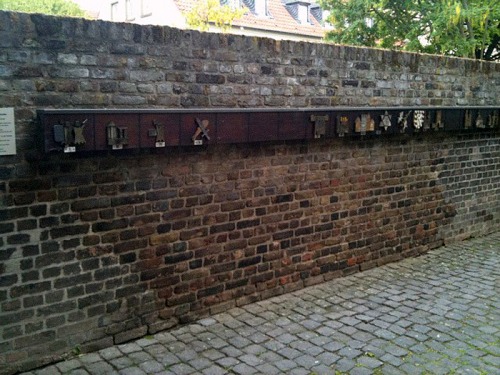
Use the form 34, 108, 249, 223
297, 2, 309, 24
222, 0, 242, 9
254, 0, 268, 16
285, 1, 312, 25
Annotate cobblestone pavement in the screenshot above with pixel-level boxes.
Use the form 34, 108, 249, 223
23, 233, 499, 375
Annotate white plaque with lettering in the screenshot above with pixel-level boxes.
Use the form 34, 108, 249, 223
0, 108, 16, 156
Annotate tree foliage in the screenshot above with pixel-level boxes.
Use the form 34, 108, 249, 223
185, 0, 246, 32
320, 0, 500, 61
0, 0, 87, 18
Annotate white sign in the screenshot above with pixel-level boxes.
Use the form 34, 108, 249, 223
0, 108, 16, 156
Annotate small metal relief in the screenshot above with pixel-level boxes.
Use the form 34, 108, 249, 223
380, 111, 392, 132
148, 120, 165, 147
475, 113, 485, 129
398, 111, 411, 133
487, 111, 498, 128
192, 118, 210, 145
53, 119, 87, 153
413, 110, 425, 131
464, 110, 472, 129
310, 114, 329, 138
107, 121, 128, 149
337, 115, 349, 137
432, 110, 444, 130
355, 114, 375, 135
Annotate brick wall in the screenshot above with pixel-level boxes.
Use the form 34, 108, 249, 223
0, 11, 499, 374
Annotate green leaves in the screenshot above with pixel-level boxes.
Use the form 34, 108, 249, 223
0, 0, 87, 18
184, 0, 246, 32
320, 0, 500, 60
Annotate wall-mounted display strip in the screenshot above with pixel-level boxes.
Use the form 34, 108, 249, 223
38, 107, 500, 153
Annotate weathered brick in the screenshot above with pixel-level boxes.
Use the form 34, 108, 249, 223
50, 224, 89, 239
54, 273, 92, 289
11, 282, 51, 298
92, 219, 128, 232
71, 198, 110, 211
0, 275, 18, 287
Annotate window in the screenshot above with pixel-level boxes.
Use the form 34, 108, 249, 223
222, 0, 240, 8
254, 0, 268, 17
111, 1, 119, 21
126, 0, 135, 21
297, 3, 309, 24
141, 0, 152, 18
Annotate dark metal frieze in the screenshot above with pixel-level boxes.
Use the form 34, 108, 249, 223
38, 107, 500, 153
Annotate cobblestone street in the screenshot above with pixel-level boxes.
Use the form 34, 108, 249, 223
23, 233, 500, 375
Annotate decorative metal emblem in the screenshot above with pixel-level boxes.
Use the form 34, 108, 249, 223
192, 118, 210, 145
355, 114, 375, 135
107, 121, 128, 149
380, 111, 392, 131
74, 120, 87, 145
432, 110, 444, 130
475, 113, 485, 128
53, 119, 87, 153
413, 110, 425, 130
148, 120, 165, 147
464, 110, 472, 129
310, 114, 329, 139
398, 111, 411, 133
487, 111, 498, 128
337, 115, 349, 137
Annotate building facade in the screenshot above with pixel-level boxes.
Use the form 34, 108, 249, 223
97, 0, 330, 41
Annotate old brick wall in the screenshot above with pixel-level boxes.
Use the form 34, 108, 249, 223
0, 11, 499, 374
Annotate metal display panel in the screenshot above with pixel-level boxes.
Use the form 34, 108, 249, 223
38, 107, 499, 153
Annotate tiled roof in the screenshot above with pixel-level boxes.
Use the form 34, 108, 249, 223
173, 0, 327, 39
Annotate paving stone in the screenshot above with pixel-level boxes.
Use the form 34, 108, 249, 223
65, 370, 90, 375
138, 360, 164, 373
168, 363, 195, 375
294, 354, 318, 369
97, 347, 123, 361
255, 363, 281, 375
288, 368, 310, 375
201, 349, 225, 361
356, 355, 383, 369
337, 347, 362, 359
78, 353, 102, 364
118, 367, 147, 375
56, 359, 82, 372
278, 346, 302, 359
136, 337, 158, 347
309, 363, 334, 375
118, 343, 143, 354
274, 359, 297, 371
482, 354, 500, 367
349, 367, 374, 375
34, 368, 62, 375
157, 353, 180, 366
275, 332, 296, 344
201, 364, 228, 375
220, 345, 243, 357
239, 354, 263, 367
333, 358, 356, 372
380, 353, 404, 367
110, 357, 135, 370
176, 348, 198, 362
85, 361, 117, 375
231, 363, 256, 375
378, 364, 406, 375
398, 362, 426, 374
128, 351, 153, 363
